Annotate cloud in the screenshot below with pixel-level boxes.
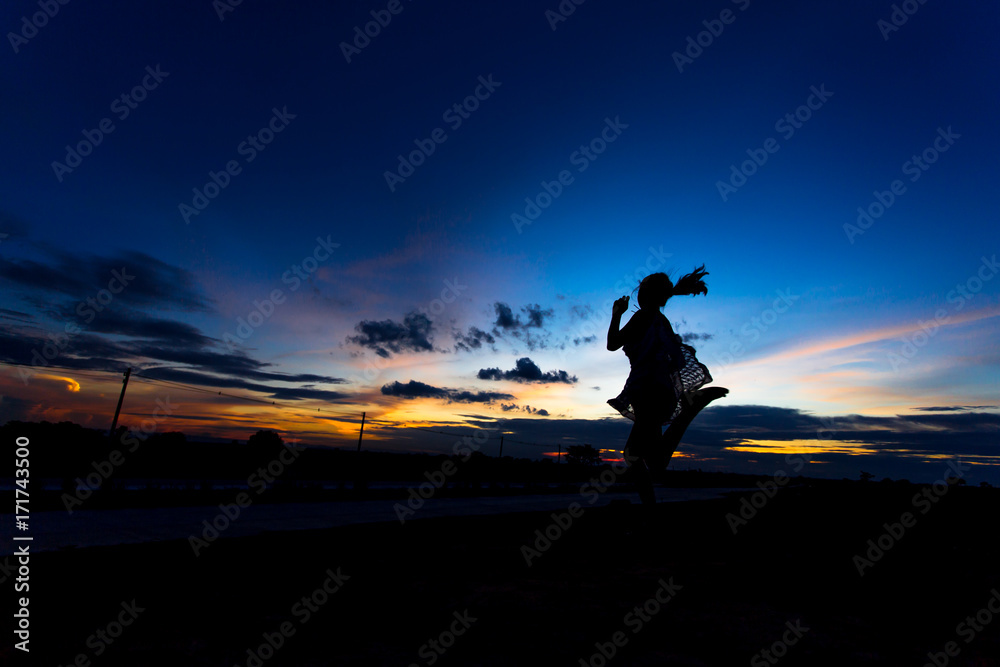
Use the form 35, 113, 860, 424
687, 404, 1000, 455
449, 390, 518, 403
494, 302, 518, 329
573, 335, 597, 346
732, 304, 1000, 371
500, 403, 549, 416
491, 302, 555, 351
134, 367, 349, 402
0, 247, 213, 313
346, 311, 433, 358
523, 304, 552, 328
911, 405, 997, 412
0, 314, 348, 402
453, 326, 496, 352
79, 309, 212, 347
478, 406, 1000, 483
0, 308, 33, 324
477, 357, 577, 384
380, 380, 449, 399
681, 332, 713, 343
381, 380, 513, 404
490, 302, 552, 330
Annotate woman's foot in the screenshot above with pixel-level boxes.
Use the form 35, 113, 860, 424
607, 396, 635, 421
684, 387, 729, 414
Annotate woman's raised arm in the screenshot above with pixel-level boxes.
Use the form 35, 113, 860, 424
607, 295, 630, 351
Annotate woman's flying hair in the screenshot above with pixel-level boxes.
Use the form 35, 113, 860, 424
671, 264, 709, 297
636, 265, 709, 310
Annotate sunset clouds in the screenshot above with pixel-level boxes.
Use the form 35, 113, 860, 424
1, 0, 997, 484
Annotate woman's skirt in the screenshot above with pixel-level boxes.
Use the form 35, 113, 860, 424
609, 340, 714, 426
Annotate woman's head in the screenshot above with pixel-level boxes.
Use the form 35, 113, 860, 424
636, 265, 709, 310
637, 272, 673, 310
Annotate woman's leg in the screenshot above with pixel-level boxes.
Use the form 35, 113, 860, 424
661, 386, 729, 466
625, 399, 663, 505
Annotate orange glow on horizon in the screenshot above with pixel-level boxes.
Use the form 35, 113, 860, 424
726, 439, 874, 456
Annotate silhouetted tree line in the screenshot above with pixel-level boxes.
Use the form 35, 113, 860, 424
11, 419, 967, 492
1, 420, 627, 485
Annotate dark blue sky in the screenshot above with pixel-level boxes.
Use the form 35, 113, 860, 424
2, 0, 999, 483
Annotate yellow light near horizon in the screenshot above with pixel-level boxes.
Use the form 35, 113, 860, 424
727, 439, 873, 456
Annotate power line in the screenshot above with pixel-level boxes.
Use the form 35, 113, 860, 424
0, 359, 358, 416
0, 359, 123, 380
0, 359, 586, 454
369, 423, 498, 439
130, 373, 282, 406
129, 372, 360, 418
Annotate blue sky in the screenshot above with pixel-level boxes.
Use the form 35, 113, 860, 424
1, 0, 998, 483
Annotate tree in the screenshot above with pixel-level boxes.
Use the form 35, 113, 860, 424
248, 429, 284, 457
566, 444, 602, 467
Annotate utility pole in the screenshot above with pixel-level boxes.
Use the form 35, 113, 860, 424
109, 367, 131, 437
356, 411, 366, 452
354, 411, 366, 493
495, 435, 504, 490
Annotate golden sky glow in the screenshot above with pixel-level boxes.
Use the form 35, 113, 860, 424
726, 439, 874, 457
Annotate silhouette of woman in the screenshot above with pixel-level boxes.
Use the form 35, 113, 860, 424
607, 266, 728, 505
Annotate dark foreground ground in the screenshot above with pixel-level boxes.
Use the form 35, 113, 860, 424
10, 482, 1000, 666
